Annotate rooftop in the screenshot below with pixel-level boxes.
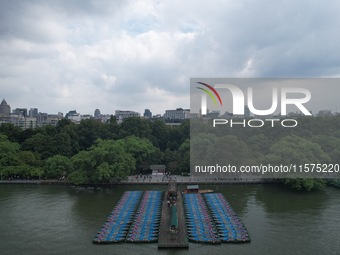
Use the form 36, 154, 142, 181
1, 99, 8, 105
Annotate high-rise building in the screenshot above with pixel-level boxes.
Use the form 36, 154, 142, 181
317, 110, 333, 117
164, 108, 190, 120
29, 108, 38, 118
11, 117, 37, 129
13, 108, 28, 117
94, 109, 101, 119
36, 112, 63, 127
115, 110, 140, 123
66, 110, 81, 123
0, 99, 11, 116
206, 110, 220, 118
143, 109, 152, 118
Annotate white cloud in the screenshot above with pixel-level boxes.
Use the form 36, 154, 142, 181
1, 0, 340, 115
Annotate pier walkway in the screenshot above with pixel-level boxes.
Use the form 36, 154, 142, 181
92, 187, 250, 247
158, 191, 188, 248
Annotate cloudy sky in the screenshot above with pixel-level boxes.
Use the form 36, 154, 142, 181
1, 0, 340, 116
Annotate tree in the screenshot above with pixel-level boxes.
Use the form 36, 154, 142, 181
0, 123, 22, 142
56, 118, 73, 131
205, 135, 254, 167
44, 155, 72, 179
15, 150, 40, 168
21, 133, 52, 159
162, 138, 190, 174
89, 139, 136, 181
68, 171, 88, 186
107, 115, 119, 139
115, 136, 157, 168
21, 130, 75, 159
150, 120, 168, 150
0, 135, 20, 179
69, 139, 137, 184
247, 134, 271, 157
284, 178, 325, 191
18, 128, 38, 144
167, 122, 189, 151
70, 151, 92, 184
263, 135, 330, 191
76, 119, 110, 150
109, 115, 117, 125
190, 133, 218, 167
163, 149, 180, 173
0, 135, 42, 179
119, 117, 152, 139
263, 135, 331, 166
311, 135, 340, 163
0, 134, 20, 165
57, 122, 80, 156
177, 139, 190, 174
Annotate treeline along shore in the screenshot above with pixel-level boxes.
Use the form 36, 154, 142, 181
1, 116, 340, 191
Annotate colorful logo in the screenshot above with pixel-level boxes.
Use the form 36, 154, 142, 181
196, 81, 312, 116
196, 82, 223, 107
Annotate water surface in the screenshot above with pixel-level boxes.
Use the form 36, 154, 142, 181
0, 184, 339, 255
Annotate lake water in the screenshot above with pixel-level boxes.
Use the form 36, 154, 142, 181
0, 184, 339, 255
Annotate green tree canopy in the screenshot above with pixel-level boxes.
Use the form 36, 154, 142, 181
119, 117, 152, 139
44, 155, 72, 179
262, 135, 331, 165
263, 135, 330, 191
69, 139, 138, 184
0, 134, 20, 167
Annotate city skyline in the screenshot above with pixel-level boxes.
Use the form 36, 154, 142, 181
1, 96, 338, 119
0, 97, 191, 117
2, 1, 340, 115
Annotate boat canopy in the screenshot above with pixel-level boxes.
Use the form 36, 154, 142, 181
170, 205, 178, 228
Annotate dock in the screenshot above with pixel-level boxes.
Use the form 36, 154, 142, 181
183, 193, 220, 244
92, 183, 249, 247
158, 191, 189, 249
204, 193, 250, 243
93, 191, 142, 244
126, 191, 163, 243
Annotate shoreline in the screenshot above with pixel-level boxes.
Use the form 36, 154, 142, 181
0, 176, 280, 186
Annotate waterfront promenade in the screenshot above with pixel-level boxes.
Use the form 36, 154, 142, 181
122, 175, 273, 185
0, 175, 276, 185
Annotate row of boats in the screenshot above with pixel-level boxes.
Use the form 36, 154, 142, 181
204, 193, 250, 243
93, 190, 250, 245
126, 191, 163, 243
93, 191, 142, 243
183, 193, 221, 243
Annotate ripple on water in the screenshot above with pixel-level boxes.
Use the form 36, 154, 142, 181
0, 184, 340, 255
